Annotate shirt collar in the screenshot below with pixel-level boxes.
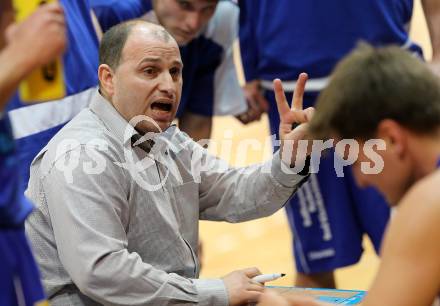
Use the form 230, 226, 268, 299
89, 90, 180, 155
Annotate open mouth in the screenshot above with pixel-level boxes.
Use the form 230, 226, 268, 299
151, 101, 172, 112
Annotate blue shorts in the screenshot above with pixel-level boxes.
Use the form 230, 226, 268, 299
0, 227, 47, 305
265, 90, 390, 273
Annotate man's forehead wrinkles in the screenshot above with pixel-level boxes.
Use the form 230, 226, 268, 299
123, 45, 181, 63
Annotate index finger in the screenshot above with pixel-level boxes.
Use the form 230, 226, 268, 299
273, 78, 291, 117
291, 73, 308, 111
242, 267, 262, 278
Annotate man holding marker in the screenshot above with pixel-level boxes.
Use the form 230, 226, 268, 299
258, 44, 440, 306
25, 21, 315, 306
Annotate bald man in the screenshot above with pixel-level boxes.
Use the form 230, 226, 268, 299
25, 21, 314, 306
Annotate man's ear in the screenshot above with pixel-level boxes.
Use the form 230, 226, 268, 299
98, 64, 115, 97
377, 119, 407, 158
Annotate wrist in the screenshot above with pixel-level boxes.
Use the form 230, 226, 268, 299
271, 151, 310, 188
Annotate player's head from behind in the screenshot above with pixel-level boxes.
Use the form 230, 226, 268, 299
152, 0, 219, 45
98, 20, 183, 133
309, 43, 440, 206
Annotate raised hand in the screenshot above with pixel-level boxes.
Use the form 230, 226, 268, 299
274, 73, 315, 168
0, 2, 66, 110
6, 2, 66, 75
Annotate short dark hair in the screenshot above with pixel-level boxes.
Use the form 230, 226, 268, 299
99, 21, 138, 69
309, 43, 440, 140
99, 20, 174, 70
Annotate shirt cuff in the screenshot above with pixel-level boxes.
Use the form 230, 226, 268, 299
271, 150, 309, 188
192, 278, 229, 306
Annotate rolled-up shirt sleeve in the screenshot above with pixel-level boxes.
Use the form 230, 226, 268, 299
194, 141, 308, 222
40, 145, 228, 306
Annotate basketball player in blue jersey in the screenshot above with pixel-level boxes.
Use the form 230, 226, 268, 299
258, 44, 440, 306
0, 1, 66, 305
91, 0, 250, 141
239, 0, 440, 288
6, 0, 100, 190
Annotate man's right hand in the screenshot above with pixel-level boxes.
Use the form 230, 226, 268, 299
6, 2, 66, 76
222, 267, 264, 305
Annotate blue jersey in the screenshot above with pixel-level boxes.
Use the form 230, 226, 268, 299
7, 0, 99, 188
1, 116, 47, 306
0, 228, 49, 306
0, 115, 33, 227
239, 0, 423, 90
91, 0, 246, 117
239, 1, 398, 274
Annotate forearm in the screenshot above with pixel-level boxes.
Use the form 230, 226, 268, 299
422, 0, 440, 60
65, 248, 227, 306
0, 44, 32, 111
199, 151, 308, 222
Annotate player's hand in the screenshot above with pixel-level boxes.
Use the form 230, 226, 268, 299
222, 267, 264, 305
274, 73, 314, 168
6, 2, 66, 75
236, 80, 269, 124
257, 289, 329, 306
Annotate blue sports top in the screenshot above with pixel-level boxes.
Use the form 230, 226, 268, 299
239, 0, 423, 90
7, 0, 100, 188
0, 115, 33, 226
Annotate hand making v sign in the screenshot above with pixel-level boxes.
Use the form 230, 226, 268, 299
274, 73, 315, 170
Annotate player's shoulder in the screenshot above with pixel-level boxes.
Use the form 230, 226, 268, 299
203, 0, 239, 48
399, 169, 440, 220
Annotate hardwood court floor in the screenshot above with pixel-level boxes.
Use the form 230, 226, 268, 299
199, 1, 432, 290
